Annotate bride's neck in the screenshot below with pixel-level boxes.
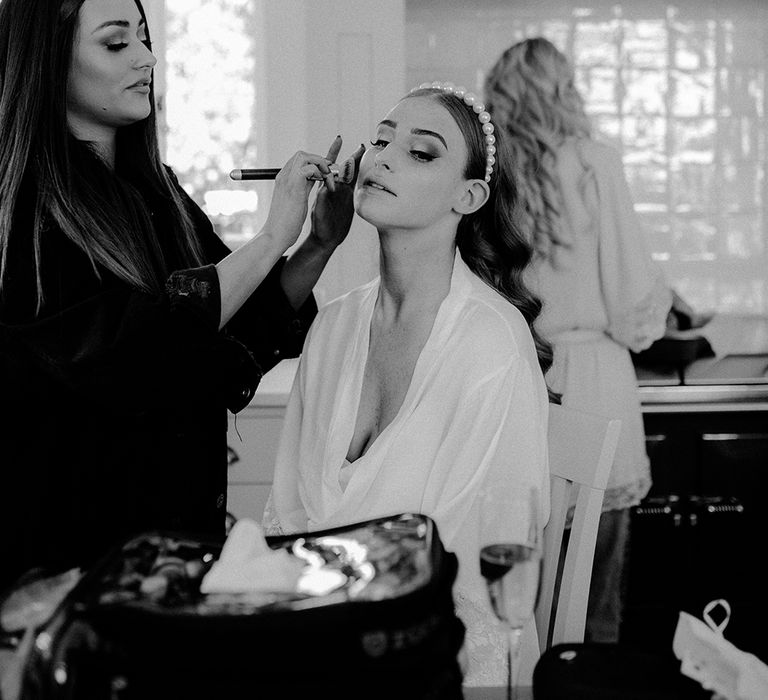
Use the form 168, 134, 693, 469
376, 233, 456, 319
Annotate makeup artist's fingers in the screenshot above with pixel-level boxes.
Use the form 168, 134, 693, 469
297, 162, 327, 180
298, 152, 332, 177
324, 135, 343, 164
312, 164, 337, 193
325, 163, 340, 192
319, 136, 346, 191
318, 142, 366, 187
280, 152, 330, 181
267, 150, 339, 247
298, 161, 336, 193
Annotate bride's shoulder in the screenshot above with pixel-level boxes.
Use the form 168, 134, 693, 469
459, 282, 534, 363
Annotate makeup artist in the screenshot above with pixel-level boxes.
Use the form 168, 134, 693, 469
0, 0, 363, 590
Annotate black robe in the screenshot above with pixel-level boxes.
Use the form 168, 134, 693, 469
0, 169, 316, 589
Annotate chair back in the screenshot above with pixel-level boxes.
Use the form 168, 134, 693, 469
536, 403, 621, 651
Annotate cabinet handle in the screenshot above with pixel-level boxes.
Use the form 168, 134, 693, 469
227, 445, 240, 467
701, 433, 768, 441
704, 502, 744, 514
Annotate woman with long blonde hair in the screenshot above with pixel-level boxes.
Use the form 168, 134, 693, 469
485, 37, 672, 642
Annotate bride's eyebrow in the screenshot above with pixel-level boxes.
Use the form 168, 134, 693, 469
377, 120, 448, 150
411, 128, 447, 149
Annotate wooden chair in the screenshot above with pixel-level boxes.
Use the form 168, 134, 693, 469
535, 403, 622, 651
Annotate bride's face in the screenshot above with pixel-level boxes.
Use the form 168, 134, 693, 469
354, 96, 470, 232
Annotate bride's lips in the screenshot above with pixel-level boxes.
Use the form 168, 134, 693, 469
127, 78, 151, 92
362, 176, 396, 195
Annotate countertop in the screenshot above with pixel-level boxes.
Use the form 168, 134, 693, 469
464, 687, 531, 699
634, 314, 768, 411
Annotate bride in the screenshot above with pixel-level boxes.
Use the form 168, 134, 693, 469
264, 82, 553, 686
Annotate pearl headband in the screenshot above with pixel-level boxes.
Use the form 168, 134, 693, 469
410, 81, 497, 183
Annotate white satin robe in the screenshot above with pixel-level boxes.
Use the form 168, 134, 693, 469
264, 251, 550, 686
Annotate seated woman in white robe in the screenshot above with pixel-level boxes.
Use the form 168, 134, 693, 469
263, 83, 554, 687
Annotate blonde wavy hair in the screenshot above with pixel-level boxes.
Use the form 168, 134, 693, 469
484, 37, 592, 258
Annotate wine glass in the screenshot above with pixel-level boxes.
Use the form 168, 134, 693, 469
479, 485, 542, 700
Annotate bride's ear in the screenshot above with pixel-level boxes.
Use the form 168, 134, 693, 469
454, 179, 490, 215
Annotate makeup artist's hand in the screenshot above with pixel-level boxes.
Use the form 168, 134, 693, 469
309, 138, 365, 252
264, 148, 337, 250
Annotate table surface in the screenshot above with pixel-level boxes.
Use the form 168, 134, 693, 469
464, 687, 532, 699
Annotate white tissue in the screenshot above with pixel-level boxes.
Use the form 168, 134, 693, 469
200, 519, 305, 594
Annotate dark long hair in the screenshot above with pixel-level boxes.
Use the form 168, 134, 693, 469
404, 88, 556, 396
0, 0, 204, 311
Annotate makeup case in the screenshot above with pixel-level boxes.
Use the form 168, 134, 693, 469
20, 513, 465, 699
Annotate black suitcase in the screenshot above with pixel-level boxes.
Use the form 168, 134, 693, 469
20, 513, 465, 699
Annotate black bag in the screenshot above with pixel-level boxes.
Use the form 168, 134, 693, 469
533, 643, 713, 699
20, 513, 464, 700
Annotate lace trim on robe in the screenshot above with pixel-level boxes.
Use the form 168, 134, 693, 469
262, 491, 285, 536
602, 475, 651, 512
566, 474, 652, 527
453, 590, 507, 686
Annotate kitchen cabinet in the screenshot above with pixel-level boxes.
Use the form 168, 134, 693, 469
224, 361, 296, 523
621, 343, 768, 662
226, 404, 285, 522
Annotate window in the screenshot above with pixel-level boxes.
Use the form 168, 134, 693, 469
164, 0, 267, 250
406, 0, 768, 315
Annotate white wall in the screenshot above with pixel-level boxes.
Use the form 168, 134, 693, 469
151, 0, 406, 305
253, 0, 406, 304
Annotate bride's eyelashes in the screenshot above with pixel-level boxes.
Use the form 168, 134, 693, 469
369, 139, 436, 163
